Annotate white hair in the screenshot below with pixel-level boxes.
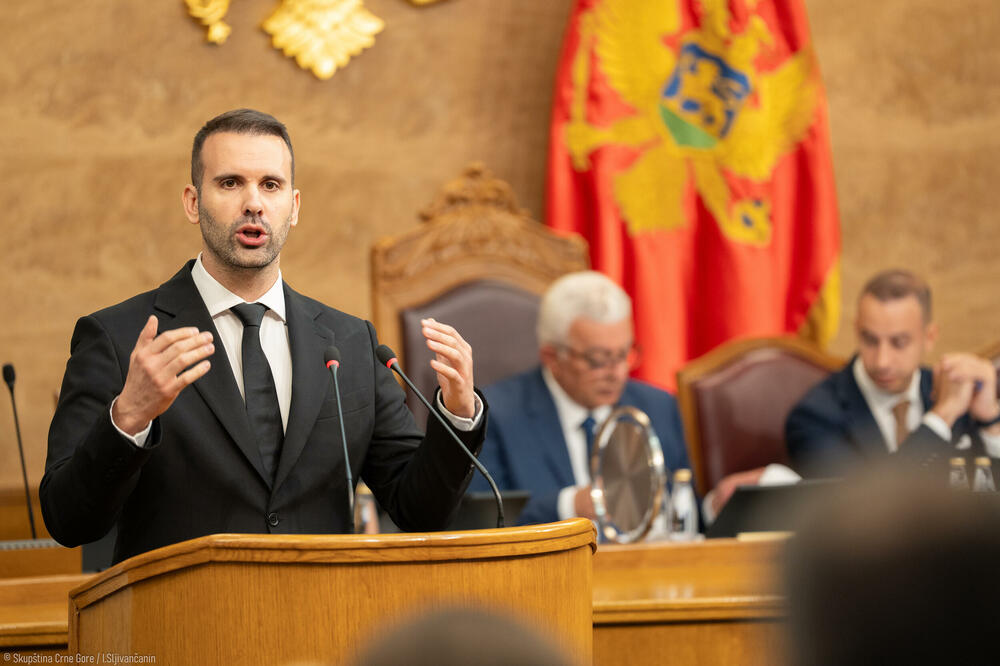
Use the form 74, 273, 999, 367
537, 271, 632, 347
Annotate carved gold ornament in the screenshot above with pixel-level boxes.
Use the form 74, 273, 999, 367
262, 0, 386, 80
185, 0, 396, 79
186, 0, 233, 44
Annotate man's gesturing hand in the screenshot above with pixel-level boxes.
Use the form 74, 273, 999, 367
111, 315, 214, 435
422, 318, 475, 418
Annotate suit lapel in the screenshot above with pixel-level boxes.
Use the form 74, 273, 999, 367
153, 262, 271, 485
524, 370, 576, 488
835, 362, 889, 456
273, 284, 334, 493
918, 369, 934, 413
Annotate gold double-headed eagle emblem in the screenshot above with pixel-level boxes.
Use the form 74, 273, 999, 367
185, 0, 445, 80
565, 0, 820, 246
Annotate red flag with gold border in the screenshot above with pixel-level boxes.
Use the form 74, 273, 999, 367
546, 0, 841, 391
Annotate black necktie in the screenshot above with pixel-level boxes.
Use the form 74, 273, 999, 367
231, 303, 283, 482
581, 413, 597, 461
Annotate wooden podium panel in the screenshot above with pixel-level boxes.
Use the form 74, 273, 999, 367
69, 520, 595, 665
593, 536, 788, 666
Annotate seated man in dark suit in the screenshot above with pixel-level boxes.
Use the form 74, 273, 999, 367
41, 109, 486, 563
469, 271, 690, 525
786, 269, 1000, 478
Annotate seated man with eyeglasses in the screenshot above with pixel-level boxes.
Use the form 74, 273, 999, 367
468, 271, 691, 525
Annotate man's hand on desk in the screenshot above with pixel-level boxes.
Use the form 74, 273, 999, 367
710, 467, 767, 516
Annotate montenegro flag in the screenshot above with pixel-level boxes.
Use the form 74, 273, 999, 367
546, 0, 841, 392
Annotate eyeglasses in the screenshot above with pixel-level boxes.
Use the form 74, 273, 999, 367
558, 344, 640, 371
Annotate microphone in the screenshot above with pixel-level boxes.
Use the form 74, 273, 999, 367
324, 346, 355, 534
3, 364, 37, 539
374, 345, 505, 528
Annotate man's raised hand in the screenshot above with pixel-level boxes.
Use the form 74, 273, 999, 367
111, 315, 214, 435
421, 318, 475, 418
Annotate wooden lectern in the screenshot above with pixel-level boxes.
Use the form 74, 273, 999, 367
68, 519, 595, 665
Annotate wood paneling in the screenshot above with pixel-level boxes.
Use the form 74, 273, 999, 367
593, 537, 788, 665
0, 574, 90, 654
4, 533, 794, 664
0, 541, 79, 579
0, 489, 47, 541
70, 522, 596, 665
3, 0, 1000, 501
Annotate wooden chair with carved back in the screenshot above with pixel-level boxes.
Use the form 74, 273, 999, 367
371, 164, 589, 425
676, 336, 844, 495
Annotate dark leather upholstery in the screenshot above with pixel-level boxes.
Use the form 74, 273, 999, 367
690, 347, 833, 490
401, 280, 541, 426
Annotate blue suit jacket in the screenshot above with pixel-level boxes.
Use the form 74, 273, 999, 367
469, 367, 690, 525
786, 358, 980, 478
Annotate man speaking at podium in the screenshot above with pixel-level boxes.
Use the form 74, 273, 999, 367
40, 109, 486, 564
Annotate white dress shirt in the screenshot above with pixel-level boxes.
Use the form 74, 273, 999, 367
540, 368, 612, 521
852, 358, 930, 452
191, 256, 293, 430
853, 357, 1000, 455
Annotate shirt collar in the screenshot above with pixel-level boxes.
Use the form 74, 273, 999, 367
853, 356, 920, 410
191, 254, 286, 322
541, 367, 613, 431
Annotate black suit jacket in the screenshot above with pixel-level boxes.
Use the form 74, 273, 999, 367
786, 357, 979, 478
41, 261, 485, 563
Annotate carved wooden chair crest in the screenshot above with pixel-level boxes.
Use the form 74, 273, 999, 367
372, 164, 589, 422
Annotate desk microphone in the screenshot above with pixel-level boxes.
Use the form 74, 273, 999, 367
374, 345, 505, 528
4, 364, 37, 539
324, 346, 354, 534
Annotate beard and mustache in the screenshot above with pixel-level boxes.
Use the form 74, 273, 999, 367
198, 204, 293, 271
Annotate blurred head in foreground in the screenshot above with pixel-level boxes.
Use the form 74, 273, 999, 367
785, 465, 1000, 666
351, 607, 576, 666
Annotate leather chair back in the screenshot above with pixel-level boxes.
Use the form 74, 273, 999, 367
677, 337, 843, 494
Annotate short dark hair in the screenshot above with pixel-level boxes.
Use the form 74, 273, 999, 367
860, 269, 932, 322
190, 109, 294, 190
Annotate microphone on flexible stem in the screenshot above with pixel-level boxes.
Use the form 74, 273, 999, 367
374, 345, 505, 528
3, 364, 37, 540
324, 346, 355, 534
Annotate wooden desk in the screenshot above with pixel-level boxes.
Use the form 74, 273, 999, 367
0, 574, 91, 657
0, 540, 81, 579
1, 534, 789, 664
593, 536, 788, 666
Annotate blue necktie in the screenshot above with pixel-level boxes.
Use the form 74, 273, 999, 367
581, 414, 597, 461
231, 303, 283, 482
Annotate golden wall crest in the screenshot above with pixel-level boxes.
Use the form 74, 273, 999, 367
186, 0, 233, 44
185, 0, 448, 79
262, 0, 384, 80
